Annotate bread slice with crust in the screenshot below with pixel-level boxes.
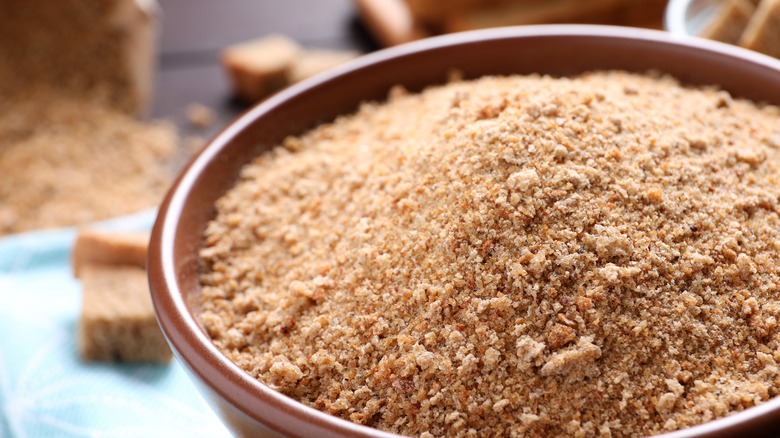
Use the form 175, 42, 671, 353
354, 0, 429, 46
221, 35, 302, 103
0, 0, 158, 116
78, 263, 172, 363
72, 229, 149, 278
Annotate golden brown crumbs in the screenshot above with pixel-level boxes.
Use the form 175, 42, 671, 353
199, 71, 780, 437
186, 103, 217, 129
0, 0, 175, 236
0, 96, 177, 236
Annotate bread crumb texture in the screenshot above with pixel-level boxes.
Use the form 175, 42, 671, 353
200, 71, 780, 437
0, 0, 176, 236
0, 96, 177, 236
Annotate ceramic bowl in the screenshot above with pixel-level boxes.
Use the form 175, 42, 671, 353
148, 25, 780, 438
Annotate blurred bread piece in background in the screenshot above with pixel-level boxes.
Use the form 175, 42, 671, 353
441, 0, 669, 31
288, 49, 360, 83
701, 0, 756, 44
404, 0, 509, 22
355, 0, 669, 47
222, 35, 359, 103
186, 102, 217, 129
739, 0, 780, 57
221, 35, 302, 103
354, 0, 430, 46
443, 0, 622, 32
603, 0, 675, 28
78, 263, 172, 363
72, 229, 149, 278
697, 0, 780, 59
0, 0, 158, 116
74, 229, 171, 363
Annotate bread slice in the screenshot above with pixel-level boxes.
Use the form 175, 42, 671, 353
0, 0, 158, 116
701, 0, 756, 44
72, 229, 149, 278
221, 35, 302, 103
78, 263, 172, 363
739, 0, 780, 58
108, 0, 158, 116
354, 0, 429, 46
288, 49, 359, 83
357, 0, 666, 43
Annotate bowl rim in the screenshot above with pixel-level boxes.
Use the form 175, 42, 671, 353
150, 24, 780, 438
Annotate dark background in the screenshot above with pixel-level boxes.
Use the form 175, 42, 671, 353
152, 0, 377, 140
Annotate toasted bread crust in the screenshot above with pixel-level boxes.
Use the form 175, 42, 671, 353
78, 263, 171, 362
72, 229, 149, 278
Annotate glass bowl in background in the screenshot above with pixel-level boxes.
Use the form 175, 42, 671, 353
665, 0, 724, 36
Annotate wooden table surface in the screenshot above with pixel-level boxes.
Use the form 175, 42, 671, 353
151, 0, 377, 140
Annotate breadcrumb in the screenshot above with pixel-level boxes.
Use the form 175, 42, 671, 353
200, 71, 780, 437
0, 96, 177, 235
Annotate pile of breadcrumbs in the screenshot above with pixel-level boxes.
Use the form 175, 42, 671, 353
0, 0, 178, 236
0, 96, 176, 235
199, 71, 780, 437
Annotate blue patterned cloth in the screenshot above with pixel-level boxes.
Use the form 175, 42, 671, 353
0, 211, 231, 438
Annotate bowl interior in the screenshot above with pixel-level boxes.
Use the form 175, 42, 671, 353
149, 25, 780, 438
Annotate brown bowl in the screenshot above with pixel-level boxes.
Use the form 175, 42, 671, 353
148, 25, 780, 438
